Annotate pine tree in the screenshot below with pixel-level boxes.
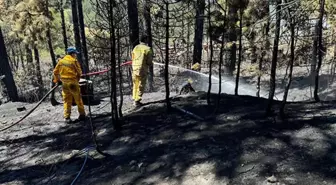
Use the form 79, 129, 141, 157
193, 0, 205, 65
127, 0, 139, 48
0, 27, 19, 102
266, 0, 281, 115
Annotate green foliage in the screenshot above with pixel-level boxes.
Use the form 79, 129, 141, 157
10, 0, 51, 46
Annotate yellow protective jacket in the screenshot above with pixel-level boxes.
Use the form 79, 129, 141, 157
53, 55, 82, 83
132, 42, 153, 76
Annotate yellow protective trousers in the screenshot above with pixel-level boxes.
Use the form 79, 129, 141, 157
132, 74, 147, 102
62, 82, 85, 119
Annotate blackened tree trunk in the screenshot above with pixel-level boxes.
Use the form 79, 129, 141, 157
25, 44, 33, 73
186, 2, 191, 67
165, 2, 171, 110
127, 0, 139, 48
33, 46, 44, 98
251, 44, 257, 64
0, 27, 19, 102
192, 0, 205, 65
257, 8, 270, 97
71, 0, 83, 70
77, 0, 89, 73
109, 0, 121, 130
117, 27, 123, 119
46, 0, 58, 105
60, 0, 68, 53
332, 28, 336, 81
235, 9, 243, 95
217, 1, 228, 109
144, 0, 154, 91
256, 52, 263, 97
11, 48, 17, 71
19, 44, 25, 69
280, 18, 295, 117
314, 0, 325, 102
310, 23, 318, 80
266, 0, 281, 115
207, 0, 213, 105
227, 4, 238, 75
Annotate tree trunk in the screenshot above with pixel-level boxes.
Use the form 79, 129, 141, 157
127, 0, 139, 48
186, 24, 191, 67
117, 27, 123, 119
217, 1, 227, 109
19, 44, 25, 69
192, 0, 205, 65
71, 0, 83, 70
11, 48, 17, 71
0, 27, 19, 102
25, 44, 33, 72
33, 46, 44, 98
256, 51, 263, 97
251, 45, 257, 64
46, 0, 58, 105
165, 2, 171, 110
60, 0, 68, 53
144, 0, 154, 91
332, 28, 336, 82
280, 19, 295, 117
235, 9, 243, 96
310, 22, 318, 80
186, 2, 191, 68
314, 0, 325, 102
227, 4, 238, 75
77, 0, 89, 73
207, 0, 213, 105
109, 0, 121, 130
266, 0, 281, 115
257, 8, 270, 98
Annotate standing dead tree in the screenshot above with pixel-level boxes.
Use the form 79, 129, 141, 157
215, 1, 227, 109
193, 0, 205, 65
104, 0, 121, 130
77, 0, 89, 73
144, 0, 154, 91
127, 0, 139, 48
164, 1, 171, 110
71, 0, 84, 71
313, 0, 326, 102
207, 0, 213, 105
45, 0, 59, 105
234, 0, 248, 96
280, 2, 296, 117
57, 0, 68, 53
266, 0, 281, 115
0, 27, 19, 102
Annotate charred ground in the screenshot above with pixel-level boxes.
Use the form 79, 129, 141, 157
1, 92, 336, 185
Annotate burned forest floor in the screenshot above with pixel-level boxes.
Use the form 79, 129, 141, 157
1, 92, 336, 185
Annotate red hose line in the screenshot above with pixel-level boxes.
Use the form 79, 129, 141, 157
81, 61, 132, 77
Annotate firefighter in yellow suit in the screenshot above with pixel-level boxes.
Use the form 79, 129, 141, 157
132, 35, 153, 107
53, 47, 86, 123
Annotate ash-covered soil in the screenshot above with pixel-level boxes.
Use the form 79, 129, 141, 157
1, 91, 336, 185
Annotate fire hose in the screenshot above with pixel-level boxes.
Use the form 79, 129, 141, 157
0, 62, 132, 131
0, 84, 60, 132
80, 60, 132, 77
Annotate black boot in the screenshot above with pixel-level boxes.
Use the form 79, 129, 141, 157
78, 115, 86, 121
65, 118, 72, 124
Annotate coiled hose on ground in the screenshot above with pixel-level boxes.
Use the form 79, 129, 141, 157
0, 84, 60, 132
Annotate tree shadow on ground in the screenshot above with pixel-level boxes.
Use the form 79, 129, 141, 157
1, 93, 336, 185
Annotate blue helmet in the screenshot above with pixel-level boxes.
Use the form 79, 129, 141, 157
66, 47, 80, 54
